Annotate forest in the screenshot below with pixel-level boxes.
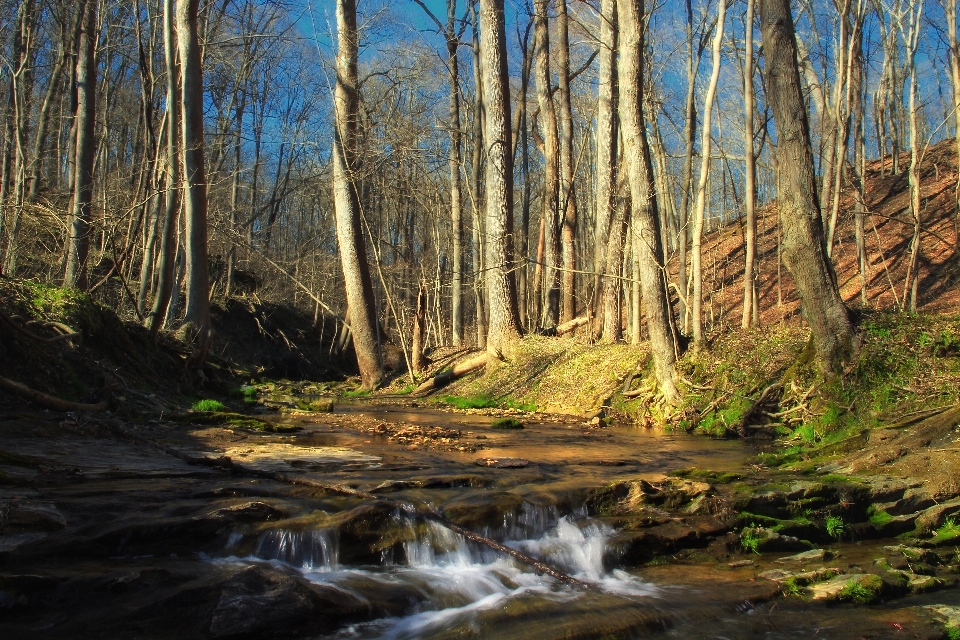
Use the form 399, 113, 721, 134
1, 0, 960, 637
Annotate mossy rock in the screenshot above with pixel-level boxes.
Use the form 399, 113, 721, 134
169, 411, 298, 432
490, 418, 524, 430
808, 573, 885, 604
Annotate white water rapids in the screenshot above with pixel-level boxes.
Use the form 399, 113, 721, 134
217, 504, 658, 639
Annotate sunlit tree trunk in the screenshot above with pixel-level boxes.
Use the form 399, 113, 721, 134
690, 0, 726, 346
556, 0, 577, 323
742, 0, 758, 328
479, 0, 522, 356
533, 0, 560, 329
446, 0, 465, 346
593, 0, 618, 337
758, 0, 856, 374
333, 0, 382, 388
618, 0, 679, 402
946, 0, 960, 249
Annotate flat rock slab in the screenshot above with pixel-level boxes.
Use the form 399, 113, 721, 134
475, 457, 530, 468
777, 548, 826, 563
207, 444, 380, 473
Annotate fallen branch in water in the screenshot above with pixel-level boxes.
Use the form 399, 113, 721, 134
0, 375, 109, 412
118, 425, 589, 588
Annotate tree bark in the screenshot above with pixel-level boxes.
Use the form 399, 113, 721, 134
593, 0, 618, 337
63, 0, 96, 290
946, 0, 960, 250
758, 0, 856, 375
556, 0, 577, 323
145, 0, 180, 337
479, 0, 522, 357
333, 0, 383, 389
177, 0, 212, 344
617, 0, 679, 402
446, 0, 465, 346
690, 0, 726, 346
533, 0, 560, 329
742, 0, 759, 328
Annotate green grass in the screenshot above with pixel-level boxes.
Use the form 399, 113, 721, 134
396, 384, 416, 395
868, 507, 894, 527
949, 627, 960, 640
193, 399, 226, 412
341, 389, 369, 398
502, 398, 537, 412
837, 575, 883, 604
741, 526, 763, 554
826, 515, 845, 540
229, 386, 258, 404
491, 418, 524, 429
935, 516, 960, 544
442, 394, 497, 409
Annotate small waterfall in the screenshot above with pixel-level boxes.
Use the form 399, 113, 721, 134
254, 529, 339, 571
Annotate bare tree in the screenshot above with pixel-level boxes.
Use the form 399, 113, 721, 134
593, 0, 618, 336
741, 0, 759, 328
63, 0, 96, 289
618, 0, 679, 402
479, 0, 522, 356
758, 0, 856, 374
556, 0, 577, 323
332, 0, 383, 389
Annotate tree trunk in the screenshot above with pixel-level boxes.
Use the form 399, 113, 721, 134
593, 0, 618, 337
177, 0, 212, 344
63, 0, 96, 290
742, 0, 758, 328
479, 0, 522, 357
689, 0, 725, 347
470, 0, 488, 349
333, 0, 383, 389
618, 0, 679, 403
533, 0, 560, 330
602, 184, 628, 343
946, 0, 960, 250
411, 282, 427, 373
556, 0, 577, 323
758, 0, 856, 375
447, 0, 465, 346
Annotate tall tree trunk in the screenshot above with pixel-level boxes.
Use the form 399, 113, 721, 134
946, 0, 960, 249
618, 0, 679, 403
177, 0, 212, 343
533, 0, 560, 329
742, 0, 759, 328
677, 0, 700, 332
470, 0, 488, 349
446, 0, 465, 346
758, 0, 856, 375
592, 0, 618, 337
145, 0, 181, 337
899, 0, 924, 312
602, 177, 627, 343
333, 0, 383, 389
63, 0, 96, 289
479, 0, 522, 356
556, 0, 577, 323
690, 0, 726, 346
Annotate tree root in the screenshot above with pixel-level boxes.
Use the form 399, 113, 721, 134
115, 424, 590, 588
0, 375, 109, 412
0, 308, 80, 345
413, 353, 489, 396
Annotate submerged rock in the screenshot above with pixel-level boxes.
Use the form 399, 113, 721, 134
210, 566, 365, 638
475, 457, 529, 468
776, 548, 827, 563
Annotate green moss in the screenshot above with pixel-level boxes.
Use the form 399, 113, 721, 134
442, 394, 497, 409
0, 449, 42, 468
868, 506, 894, 527
341, 389, 369, 398
670, 467, 743, 483
935, 517, 960, 544
193, 399, 226, 412
169, 411, 298, 432
490, 418, 524, 430
837, 574, 884, 604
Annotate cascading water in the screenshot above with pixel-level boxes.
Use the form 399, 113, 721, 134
218, 503, 657, 639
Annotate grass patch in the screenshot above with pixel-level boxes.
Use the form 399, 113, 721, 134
868, 507, 894, 527
193, 399, 226, 412
826, 515, 845, 540
229, 386, 258, 404
741, 526, 763, 554
396, 384, 416, 395
341, 389, 369, 398
490, 418, 524, 430
935, 517, 960, 544
837, 575, 883, 604
170, 411, 298, 432
443, 394, 497, 410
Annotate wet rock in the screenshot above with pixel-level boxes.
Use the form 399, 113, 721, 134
0, 574, 57, 610
808, 573, 884, 603
212, 502, 286, 523
282, 501, 412, 565
741, 527, 812, 553
475, 457, 529, 468
885, 569, 944, 593
0, 501, 66, 532
883, 545, 940, 565
776, 548, 827, 563
915, 497, 960, 535
611, 521, 705, 566
209, 566, 365, 638
442, 492, 526, 532
587, 478, 712, 516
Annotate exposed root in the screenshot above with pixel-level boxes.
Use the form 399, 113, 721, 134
0, 308, 80, 346
0, 375, 109, 412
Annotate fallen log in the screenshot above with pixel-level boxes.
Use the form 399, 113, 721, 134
555, 315, 590, 335
117, 425, 589, 588
0, 309, 80, 345
412, 353, 489, 396
0, 375, 109, 412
